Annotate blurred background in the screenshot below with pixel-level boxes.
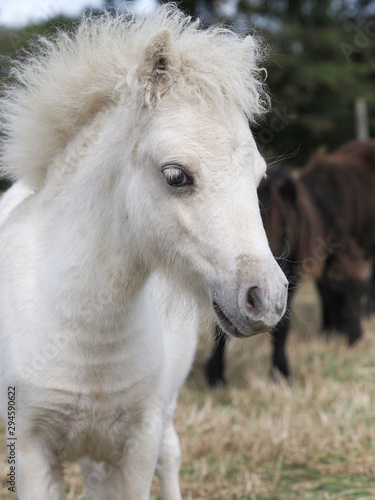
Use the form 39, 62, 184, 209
0, 0, 374, 167
0, 3, 375, 500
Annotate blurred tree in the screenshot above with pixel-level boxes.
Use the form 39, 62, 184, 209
232, 0, 375, 166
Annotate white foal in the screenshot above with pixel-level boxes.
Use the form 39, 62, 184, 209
0, 6, 287, 500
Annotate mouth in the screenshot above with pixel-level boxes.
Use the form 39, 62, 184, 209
212, 301, 272, 338
212, 301, 244, 338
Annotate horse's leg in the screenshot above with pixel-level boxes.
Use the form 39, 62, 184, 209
120, 417, 163, 499
155, 419, 182, 500
333, 279, 364, 345
80, 457, 123, 500
81, 416, 162, 500
363, 261, 375, 317
270, 283, 296, 380
318, 276, 364, 344
271, 318, 291, 380
205, 324, 228, 387
16, 438, 63, 500
316, 276, 335, 337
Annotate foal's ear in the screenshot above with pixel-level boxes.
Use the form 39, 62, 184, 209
137, 29, 180, 107
241, 36, 257, 65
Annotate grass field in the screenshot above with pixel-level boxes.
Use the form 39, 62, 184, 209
1, 282, 374, 499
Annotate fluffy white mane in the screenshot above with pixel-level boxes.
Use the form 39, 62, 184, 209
0, 5, 268, 187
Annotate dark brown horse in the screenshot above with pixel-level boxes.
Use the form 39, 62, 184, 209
206, 139, 375, 385
301, 139, 375, 344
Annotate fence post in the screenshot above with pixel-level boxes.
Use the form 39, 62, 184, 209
355, 98, 369, 140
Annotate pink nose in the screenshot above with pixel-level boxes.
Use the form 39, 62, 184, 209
245, 284, 288, 324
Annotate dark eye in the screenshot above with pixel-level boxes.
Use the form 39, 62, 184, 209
162, 165, 193, 187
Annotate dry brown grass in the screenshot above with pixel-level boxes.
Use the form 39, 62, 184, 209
1, 283, 375, 499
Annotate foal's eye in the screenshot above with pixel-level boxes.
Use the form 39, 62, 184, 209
162, 165, 193, 188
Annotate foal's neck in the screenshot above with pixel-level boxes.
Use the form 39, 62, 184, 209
37, 107, 149, 316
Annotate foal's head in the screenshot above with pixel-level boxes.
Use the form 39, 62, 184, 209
124, 22, 287, 336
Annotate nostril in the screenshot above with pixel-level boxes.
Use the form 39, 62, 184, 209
275, 300, 285, 315
246, 286, 259, 310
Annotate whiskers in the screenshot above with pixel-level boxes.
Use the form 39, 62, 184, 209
265, 144, 302, 168
275, 241, 292, 269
